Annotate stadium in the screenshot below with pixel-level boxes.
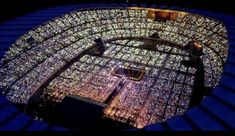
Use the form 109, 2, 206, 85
0, 0, 234, 131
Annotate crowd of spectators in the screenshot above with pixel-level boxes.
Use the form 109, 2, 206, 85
0, 8, 228, 127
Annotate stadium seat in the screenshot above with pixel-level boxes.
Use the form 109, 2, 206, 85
220, 74, 235, 90
185, 107, 227, 130
0, 96, 8, 105
212, 86, 235, 107
140, 3, 147, 8
227, 54, 235, 64
0, 113, 31, 131
0, 3, 235, 131
26, 121, 48, 131
144, 123, 166, 131
224, 64, 235, 76
167, 6, 179, 10
148, 4, 157, 8
201, 97, 235, 129
166, 116, 193, 131
0, 50, 6, 59
129, 3, 138, 7
119, 3, 128, 7
51, 126, 68, 131
0, 105, 18, 125
228, 46, 235, 54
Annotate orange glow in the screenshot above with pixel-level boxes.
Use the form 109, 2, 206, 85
128, 6, 188, 21
194, 42, 203, 51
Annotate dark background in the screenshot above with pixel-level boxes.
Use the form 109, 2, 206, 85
0, 0, 234, 23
